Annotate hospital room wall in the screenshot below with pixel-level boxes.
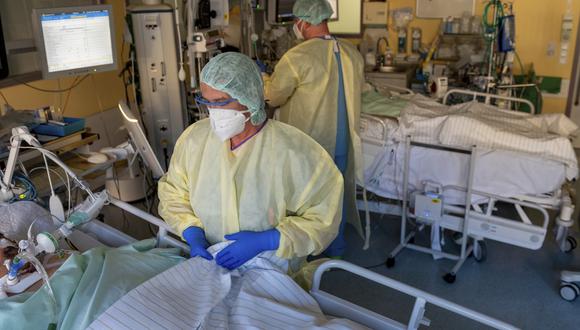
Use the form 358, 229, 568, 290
0, 0, 128, 118
387, 0, 580, 114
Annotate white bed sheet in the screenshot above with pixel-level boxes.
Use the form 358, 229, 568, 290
89, 243, 367, 330
362, 141, 567, 205
397, 99, 578, 179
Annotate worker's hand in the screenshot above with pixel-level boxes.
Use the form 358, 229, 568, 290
255, 59, 267, 73
182, 226, 213, 260
216, 229, 281, 270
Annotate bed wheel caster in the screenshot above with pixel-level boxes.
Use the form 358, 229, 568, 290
443, 273, 456, 284
386, 257, 395, 268
472, 241, 487, 263
559, 282, 579, 301
564, 236, 577, 253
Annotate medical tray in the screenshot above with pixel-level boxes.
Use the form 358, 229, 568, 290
32, 117, 85, 137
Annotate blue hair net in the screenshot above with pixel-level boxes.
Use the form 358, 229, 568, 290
200, 52, 266, 126
293, 0, 334, 25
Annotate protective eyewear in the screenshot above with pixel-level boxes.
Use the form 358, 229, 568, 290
195, 94, 237, 107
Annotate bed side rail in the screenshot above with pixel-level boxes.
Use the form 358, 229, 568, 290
443, 89, 536, 114
311, 260, 519, 330
108, 197, 190, 254
360, 113, 390, 146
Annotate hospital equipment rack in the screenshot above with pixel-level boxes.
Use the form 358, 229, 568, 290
365, 135, 555, 283
385, 138, 482, 283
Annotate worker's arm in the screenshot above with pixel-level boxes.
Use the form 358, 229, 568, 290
158, 137, 203, 238
275, 158, 344, 259
263, 55, 301, 108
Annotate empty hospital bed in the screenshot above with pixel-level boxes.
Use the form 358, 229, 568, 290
358, 86, 579, 282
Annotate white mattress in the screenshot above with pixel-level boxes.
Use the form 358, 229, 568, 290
359, 106, 575, 204
362, 141, 567, 205
398, 99, 579, 179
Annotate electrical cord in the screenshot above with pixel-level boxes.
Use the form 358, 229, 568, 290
28, 167, 70, 200
42, 154, 55, 198
11, 144, 95, 200
29, 164, 72, 221
111, 165, 129, 231
61, 76, 79, 115
0, 90, 10, 107
89, 75, 113, 147
9, 173, 37, 202
12, 75, 89, 93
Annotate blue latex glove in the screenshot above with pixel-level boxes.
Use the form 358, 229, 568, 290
255, 59, 267, 73
183, 226, 213, 260
216, 229, 281, 270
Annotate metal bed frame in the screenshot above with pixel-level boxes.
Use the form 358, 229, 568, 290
311, 260, 518, 330
443, 89, 537, 114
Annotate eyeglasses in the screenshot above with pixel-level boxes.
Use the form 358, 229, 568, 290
194, 94, 237, 107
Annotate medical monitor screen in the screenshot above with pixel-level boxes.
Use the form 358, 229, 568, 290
276, 0, 295, 23
32, 5, 117, 79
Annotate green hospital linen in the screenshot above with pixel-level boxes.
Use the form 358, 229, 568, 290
0, 239, 184, 330
361, 90, 409, 117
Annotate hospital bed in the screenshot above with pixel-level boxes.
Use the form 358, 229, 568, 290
358, 85, 578, 283
2, 194, 519, 329
99, 197, 519, 330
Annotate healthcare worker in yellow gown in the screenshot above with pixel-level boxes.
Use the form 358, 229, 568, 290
158, 52, 344, 271
263, 0, 365, 257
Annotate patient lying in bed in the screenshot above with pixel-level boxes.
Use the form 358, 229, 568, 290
0, 241, 366, 330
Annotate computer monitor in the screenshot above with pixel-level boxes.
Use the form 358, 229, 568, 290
32, 5, 117, 79
274, 0, 295, 24
117, 101, 165, 180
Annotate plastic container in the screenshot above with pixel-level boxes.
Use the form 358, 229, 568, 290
451, 18, 460, 34
471, 16, 482, 34
460, 12, 471, 34
412, 28, 422, 53
32, 117, 85, 137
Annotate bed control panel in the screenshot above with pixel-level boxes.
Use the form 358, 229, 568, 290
415, 192, 444, 222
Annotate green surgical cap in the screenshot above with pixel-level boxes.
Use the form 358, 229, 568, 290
201, 52, 266, 126
293, 0, 334, 25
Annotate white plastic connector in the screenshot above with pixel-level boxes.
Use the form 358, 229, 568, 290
557, 192, 575, 227
36, 233, 58, 254
6, 275, 18, 286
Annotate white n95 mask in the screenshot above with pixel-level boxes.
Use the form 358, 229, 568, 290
208, 108, 250, 141
293, 21, 304, 40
